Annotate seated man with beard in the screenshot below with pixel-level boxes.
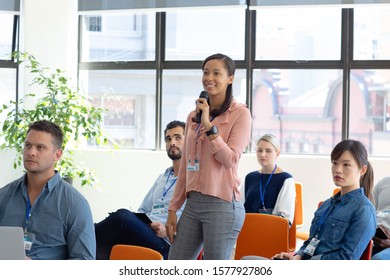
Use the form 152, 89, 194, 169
94, 120, 186, 260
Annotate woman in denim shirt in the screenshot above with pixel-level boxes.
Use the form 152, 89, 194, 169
274, 139, 376, 260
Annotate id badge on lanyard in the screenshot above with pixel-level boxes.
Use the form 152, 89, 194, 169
24, 196, 35, 251
24, 232, 36, 251
188, 123, 201, 172
151, 204, 165, 215
259, 208, 273, 215
187, 155, 199, 171
304, 201, 341, 257
304, 236, 320, 256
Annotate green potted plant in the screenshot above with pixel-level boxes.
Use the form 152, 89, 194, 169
0, 51, 111, 187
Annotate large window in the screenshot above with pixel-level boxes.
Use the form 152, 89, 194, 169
0, 12, 18, 130
78, 5, 390, 156
79, 69, 156, 149
0, 68, 17, 113
252, 6, 390, 156
0, 14, 15, 59
79, 11, 156, 149
80, 12, 155, 62
251, 69, 340, 154
255, 7, 341, 60
354, 7, 390, 60
79, 7, 247, 150
352, 6, 390, 156
165, 9, 246, 60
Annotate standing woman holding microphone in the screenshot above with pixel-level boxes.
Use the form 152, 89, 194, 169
165, 53, 252, 260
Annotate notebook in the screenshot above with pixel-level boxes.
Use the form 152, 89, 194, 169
134, 213, 152, 224
0, 226, 26, 260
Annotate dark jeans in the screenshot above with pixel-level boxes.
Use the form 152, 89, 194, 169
94, 208, 170, 259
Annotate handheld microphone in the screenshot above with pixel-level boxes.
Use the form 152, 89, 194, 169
195, 91, 209, 123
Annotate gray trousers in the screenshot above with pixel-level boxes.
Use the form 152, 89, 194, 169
168, 191, 245, 260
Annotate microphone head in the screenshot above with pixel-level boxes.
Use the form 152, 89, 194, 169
199, 91, 209, 99
195, 91, 209, 123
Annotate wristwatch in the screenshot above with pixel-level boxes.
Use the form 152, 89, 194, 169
206, 125, 219, 136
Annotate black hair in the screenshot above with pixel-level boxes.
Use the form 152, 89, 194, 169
201, 53, 235, 119
27, 120, 64, 149
331, 139, 374, 202
164, 120, 186, 137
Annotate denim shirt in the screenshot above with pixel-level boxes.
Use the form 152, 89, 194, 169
296, 188, 376, 260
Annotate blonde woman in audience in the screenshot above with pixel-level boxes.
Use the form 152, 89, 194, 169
243, 134, 295, 225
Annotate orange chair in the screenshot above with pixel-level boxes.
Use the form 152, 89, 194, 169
109, 244, 163, 260
288, 182, 304, 251
360, 239, 373, 260
295, 182, 310, 241
197, 249, 204, 260
288, 209, 297, 251
294, 182, 304, 228
235, 213, 289, 260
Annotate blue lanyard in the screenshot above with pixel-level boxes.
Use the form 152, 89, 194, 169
195, 123, 202, 141
259, 164, 277, 209
25, 195, 32, 231
317, 200, 342, 236
162, 171, 177, 201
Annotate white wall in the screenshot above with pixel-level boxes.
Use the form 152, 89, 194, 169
12, 0, 78, 116
1, 147, 389, 233
21, 0, 78, 76
74, 151, 390, 233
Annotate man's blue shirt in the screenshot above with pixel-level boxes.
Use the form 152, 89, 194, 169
0, 172, 96, 260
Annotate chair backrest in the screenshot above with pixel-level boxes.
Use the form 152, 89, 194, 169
288, 194, 297, 251
288, 182, 303, 252
294, 182, 304, 228
235, 213, 289, 260
197, 249, 204, 260
288, 182, 303, 251
333, 187, 341, 195
109, 244, 163, 260
360, 239, 373, 260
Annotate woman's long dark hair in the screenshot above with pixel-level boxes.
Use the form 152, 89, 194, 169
331, 139, 374, 202
192, 53, 235, 121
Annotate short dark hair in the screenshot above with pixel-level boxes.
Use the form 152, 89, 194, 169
164, 120, 186, 136
27, 120, 64, 149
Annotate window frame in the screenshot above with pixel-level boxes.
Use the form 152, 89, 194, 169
0, 14, 19, 103
77, 7, 390, 154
